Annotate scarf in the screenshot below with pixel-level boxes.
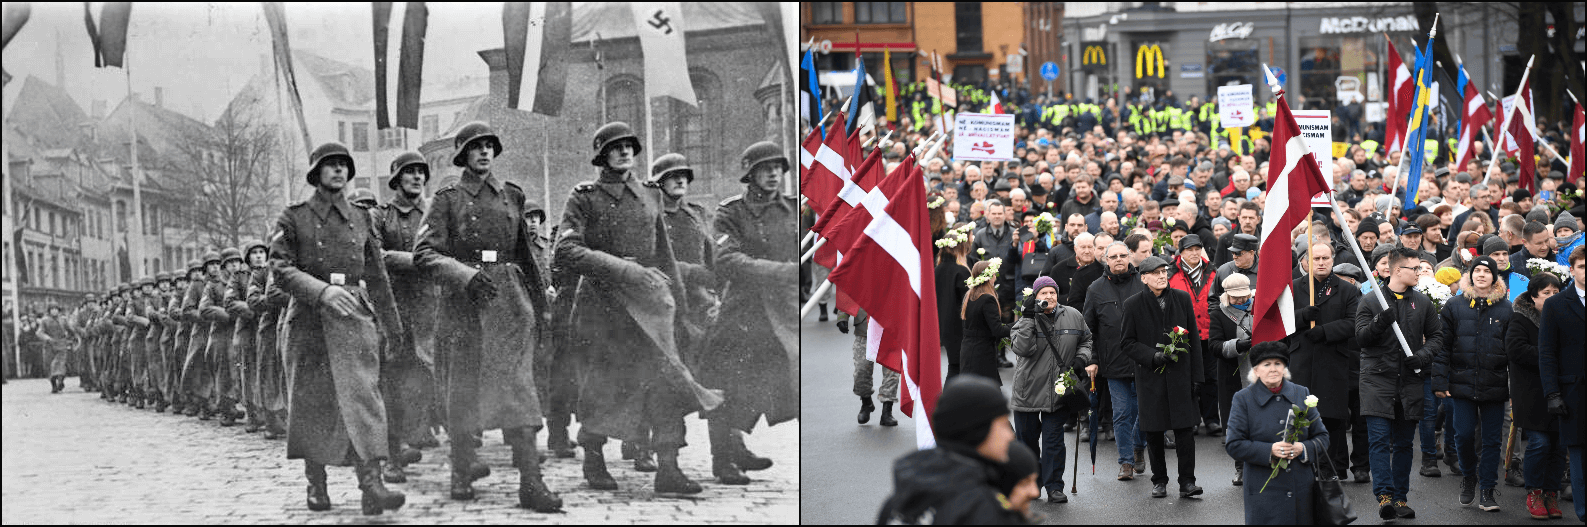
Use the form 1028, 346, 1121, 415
1181, 258, 1204, 288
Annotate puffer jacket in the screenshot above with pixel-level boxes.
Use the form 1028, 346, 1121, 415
1082, 264, 1144, 379
1009, 305, 1093, 413
1432, 278, 1511, 403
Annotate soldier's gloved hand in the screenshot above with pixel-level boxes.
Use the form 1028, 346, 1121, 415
318, 285, 358, 318
467, 272, 498, 305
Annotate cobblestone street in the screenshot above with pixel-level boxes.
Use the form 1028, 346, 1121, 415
2, 378, 797, 524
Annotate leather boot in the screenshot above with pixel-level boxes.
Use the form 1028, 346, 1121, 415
219, 403, 237, 427
508, 429, 563, 512
621, 440, 637, 460
383, 440, 409, 483
449, 446, 479, 500
1232, 460, 1244, 486
879, 402, 898, 427
818, 302, 829, 322
547, 416, 578, 458
305, 461, 331, 511
581, 434, 618, 490
1419, 455, 1442, 477
244, 406, 264, 433
655, 447, 703, 495
356, 457, 406, 515
710, 421, 750, 484
858, 396, 875, 424
1134, 448, 1148, 474
264, 410, 287, 439
730, 429, 773, 471
633, 447, 657, 473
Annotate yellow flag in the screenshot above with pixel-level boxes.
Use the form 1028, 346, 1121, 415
1332, 142, 1350, 158
883, 47, 897, 124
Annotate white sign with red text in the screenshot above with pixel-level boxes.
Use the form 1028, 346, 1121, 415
952, 112, 1016, 162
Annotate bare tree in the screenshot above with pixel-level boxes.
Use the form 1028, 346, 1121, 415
159, 105, 281, 250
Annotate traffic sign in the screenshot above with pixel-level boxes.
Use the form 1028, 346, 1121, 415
1271, 67, 1287, 86
1040, 62, 1060, 81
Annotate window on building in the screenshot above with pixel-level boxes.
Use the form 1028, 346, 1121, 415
1298, 37, 1343, 110
339, 121, 347, 144
1207, 40, 1260, 101
378, 128, 402, 150
855, 2, 906, 24
352, 122, 370, 151
604, 76, 645, 140
955, 3, 983, 53
671, 70, 722, 199
48, 212, 56, 237
811, 3, 843, 25
421, 115, 439, 140
115, 201, 127, 233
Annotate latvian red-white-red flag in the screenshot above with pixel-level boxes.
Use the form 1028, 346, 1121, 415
1506, 81, 1538, 194
989, 90, 1004, 114
1252, 93, 1334, 344
1384, 37, 1414, 153
812, 144, 884, 315
827, 156, 943, 449
1455, 78, 1492, 169
1570, 100, 1585, 185
799, 113, 852, 215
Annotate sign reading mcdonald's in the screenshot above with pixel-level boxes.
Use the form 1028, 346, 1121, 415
1135, 44, 1165, 79
1080, 41, 1107, 73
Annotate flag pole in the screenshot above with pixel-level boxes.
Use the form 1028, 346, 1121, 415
125, 49, 146, 282
1389, 19, 1436, 208
1481, 55, 1535, 186
1323, 191, 1419, 369
1306, 220, 1315, 327
800, 280, 833, 318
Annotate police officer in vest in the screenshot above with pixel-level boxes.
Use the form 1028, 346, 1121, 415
273, 141, 407, 515
704, 142, 797, 484
555, 121, 722, 495
374, 151, 440, 485
414, 122, 561, 511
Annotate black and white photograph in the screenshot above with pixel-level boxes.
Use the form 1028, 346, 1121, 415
1, 2, 799, 523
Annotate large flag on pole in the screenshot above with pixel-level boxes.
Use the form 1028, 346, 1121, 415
373, 2, 429, 129
83, 2, 131, 68
262, 2, 314, 158
1455, 62, 1492, 169
1507, 80, 1538, 193
1384, 36, 1414, 154
630, 2, 696, 106
504, 2, 572, 116
1401, 34, 1436, 211
1252, 90, 1334, 345
811, 145, 885, 270
1570, 99, 1585, 185
826, 156, 942, 449
800, 47, 822, 136
845, 56, 875, 136
1, 3, 30, 86
882, 46, 898, 130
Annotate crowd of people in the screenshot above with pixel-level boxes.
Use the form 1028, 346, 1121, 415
806, 85, 1587, 524
7, 120, 798, 516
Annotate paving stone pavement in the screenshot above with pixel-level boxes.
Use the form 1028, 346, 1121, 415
2, 378, 796, 524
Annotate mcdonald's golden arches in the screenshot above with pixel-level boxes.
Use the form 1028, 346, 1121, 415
1135, 44, 1164, 79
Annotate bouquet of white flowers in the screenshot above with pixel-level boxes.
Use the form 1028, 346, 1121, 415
1415, 276, 1452, 311
1527, 258, 1570, 283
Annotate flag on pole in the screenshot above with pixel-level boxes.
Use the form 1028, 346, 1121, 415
504, 2, 572, 116
799, 115, 852, 220
812, 145, 884, 317
826, 156, 942, 449
373, 3, 394, 129
1252, 90, 1334, 345
1384, 36, 1414, 154
800, 47, 822, 136
845, 56, 875, 136
1432, 65, 1461, 147
1507, 80, 1538, 193
2, 3, 32, 86
988, 90, 1003, 114
1401, 34, 1436, 211
262, 2, 314, 158
629, 2, 696, 106
1570, 99, 1585, 185
1455, 62, 1492, 169
83, 2, 131, 68
883, 46, 898, 130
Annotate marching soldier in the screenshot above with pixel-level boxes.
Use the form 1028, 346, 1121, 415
73, 294, 101, 392
703, 142, 797, 484
39, 305, 72, 394
414, 122, 561, 511
273, 141, 406, 515
181, 253, 219, 419
172, 261, 202, 415
350, 188, 379, 210
199, 249, 243, 425
126, 279, 154, 409
142, 274, 173, 412
247, 240, 291, 438
374, 151, 440, 484
555, 121, 723, 495
227, 241, 265, 432
151, 272, 179, 413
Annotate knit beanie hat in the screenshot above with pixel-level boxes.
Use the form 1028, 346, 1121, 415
1435, 266, 1462, 286
932, 375, 1010, 447
1356, 217, 1381, 238
1470, 255, 1501, 278
1032, 275, 1059, 297
995, 440, 1039, 496
1526, 207, 1550, 226
1482, 235, 1508, 256
1556, 211, 1580, 234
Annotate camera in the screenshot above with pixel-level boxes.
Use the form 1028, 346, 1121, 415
1036, 299, 1050, 310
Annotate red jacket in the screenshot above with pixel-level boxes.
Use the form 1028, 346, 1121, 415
1166, 256, 1216, 340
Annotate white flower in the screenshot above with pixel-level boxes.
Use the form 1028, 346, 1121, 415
1165, 217, 1177, 226
1054, 380, 1067, 396
1305, 394, 1319, 408
978, 248, 986, 255
1023, 287, 1034, 298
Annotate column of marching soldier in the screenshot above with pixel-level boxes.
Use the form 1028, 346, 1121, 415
55, 120, 798, 516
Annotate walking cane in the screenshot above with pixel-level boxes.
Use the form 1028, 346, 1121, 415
1071, 408, 1082, 495
1503, 408, 1518, 473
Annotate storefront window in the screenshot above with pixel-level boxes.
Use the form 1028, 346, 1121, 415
1207, 39, 1260, 98
1299, 38, 1342, 109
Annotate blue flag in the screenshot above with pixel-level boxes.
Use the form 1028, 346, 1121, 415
845, 56, 873, 136
1455, 60, 1471, 141
801, 48, 822, 139
1402, 35, 1436, 211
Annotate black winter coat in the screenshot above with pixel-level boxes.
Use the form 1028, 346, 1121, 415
1121, 287, 1206, 432
1083, 265, 1144, 379
1356, 286, 1443, 420
936, 260, 971, 363
1065, 261, 1104, 309
1432, 286, 1511, 404
1506, 294, 1553, 432
876, 445, 1028, 525
1288, 273, 1361, 420
960, 294, 1009, 385
1538, 286, 1587, 446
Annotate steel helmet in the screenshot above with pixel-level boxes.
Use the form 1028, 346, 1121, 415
738, 141, 787, 183
452, 121, 503, 167
219, 247, 244, 264
137, 277, 155, 289
590, 121, 641, 166
307, 142, 355, 186
186, 259, 204, 273
348, 188, 378, 209
202, 251, 222, 266
388, 151, 429, 190
648, 153, 694, 187
524, 199, 546, 222
83, 293, 98, 303
240, 239, 269, 260
155, 272, 174, 284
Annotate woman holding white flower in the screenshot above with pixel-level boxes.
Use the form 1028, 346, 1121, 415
960, 259, 1011, 385
1224, 342, 1330, 525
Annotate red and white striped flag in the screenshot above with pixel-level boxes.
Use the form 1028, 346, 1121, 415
1252, 93, 1334, 345
1384, 37, 1413, 153
1570, 100, 1585, 185
989, 90, 1003, 114
811, 146, 883, 317
1455, 78, 1492, 169
826, 156, 942, 449
798, 114, 852, 221
1506, 81, 1538, 193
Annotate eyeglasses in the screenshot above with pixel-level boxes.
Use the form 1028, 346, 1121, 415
1106, 254, 1129, 259
1396, 266, 1418, 272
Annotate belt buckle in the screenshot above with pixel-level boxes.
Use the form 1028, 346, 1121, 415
482, 250, 498, 263
330, 273, 346, 286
